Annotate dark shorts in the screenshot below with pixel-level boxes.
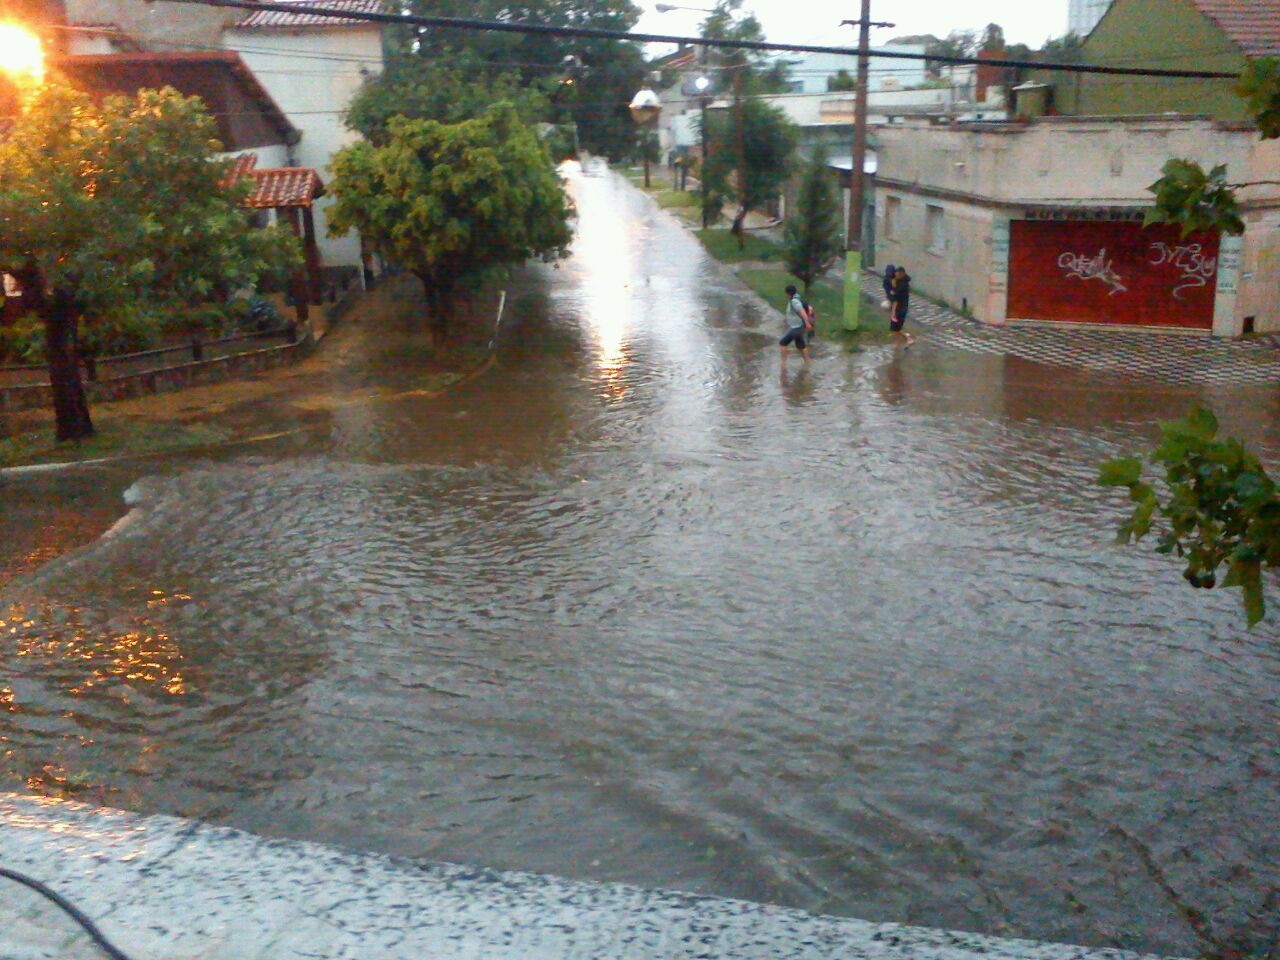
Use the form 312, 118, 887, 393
890, 315, 907, 332
779, 328, 808, 349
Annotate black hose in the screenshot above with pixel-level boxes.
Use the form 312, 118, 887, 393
0, 866, 132, 960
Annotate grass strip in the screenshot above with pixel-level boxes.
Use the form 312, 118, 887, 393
737, 266, 897, 348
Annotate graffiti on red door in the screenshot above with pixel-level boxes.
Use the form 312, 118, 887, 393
1008, 221, 1220, 328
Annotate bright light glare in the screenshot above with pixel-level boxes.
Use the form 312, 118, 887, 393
0, 23, 44, 83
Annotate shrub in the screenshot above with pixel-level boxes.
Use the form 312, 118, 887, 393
0, 315, 46, 364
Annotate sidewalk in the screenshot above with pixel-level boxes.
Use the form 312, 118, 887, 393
0, 794, 1176, 960
854, 274, 1280, 386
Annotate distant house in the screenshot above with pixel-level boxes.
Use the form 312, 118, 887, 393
223, 0, 387, 271
1047, 0, 1280, 122
775, 45, 928, 95
872, 116, 1280, 336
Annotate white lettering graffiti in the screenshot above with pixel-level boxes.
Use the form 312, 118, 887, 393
1057, 249, 1128, 296
1148, 242, 1218, 300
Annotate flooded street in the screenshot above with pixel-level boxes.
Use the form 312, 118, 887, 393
2, 161, 1278, 957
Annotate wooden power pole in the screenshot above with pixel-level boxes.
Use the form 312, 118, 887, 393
841, 1, 893, 330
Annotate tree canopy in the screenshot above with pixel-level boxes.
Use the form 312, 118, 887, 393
0, 81, 299, 440
389, 0, 647, 161
699, 97, 797, 237
327, 103, 573, 339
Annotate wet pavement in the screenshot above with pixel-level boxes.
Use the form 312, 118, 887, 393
1, 160, 1278, 958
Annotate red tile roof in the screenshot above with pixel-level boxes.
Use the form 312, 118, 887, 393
234, 0, 386, 29
243, 167, 325, 208
1190, 0, 1280, 58
221, 152, 260, 187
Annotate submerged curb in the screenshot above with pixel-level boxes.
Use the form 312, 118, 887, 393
0, 795, 1177, 960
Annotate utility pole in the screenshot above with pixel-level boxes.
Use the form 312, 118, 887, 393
841, 2, 893, 331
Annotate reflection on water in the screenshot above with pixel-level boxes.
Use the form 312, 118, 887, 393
2, 165, 1278, 958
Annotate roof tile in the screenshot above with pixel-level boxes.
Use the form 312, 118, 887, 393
1190, 0, 1280, 58
234, 0, 385, 29
243, 167, 325, 208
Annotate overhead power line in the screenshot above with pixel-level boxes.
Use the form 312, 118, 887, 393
160, 0, 1239, 81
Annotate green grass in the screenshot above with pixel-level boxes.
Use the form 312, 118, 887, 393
0, 418, 229, 468
737, 266, 896, 348
654, 188, 699, 209
695, 228, 781, 263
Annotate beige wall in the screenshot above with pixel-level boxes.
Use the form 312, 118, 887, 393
875, 192, 996, 320
65, 0, 241, 49
872, 118, 1280, 333
225, 26, 384, 269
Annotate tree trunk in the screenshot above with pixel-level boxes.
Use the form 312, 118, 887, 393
732, 208, 747, 250
418, 272, 448, 348
16, 265, 94, 441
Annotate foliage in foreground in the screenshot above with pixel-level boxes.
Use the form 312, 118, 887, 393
1099, 407, 1280, 626
1145, 58, 1280, 237
327, 103, 573, 341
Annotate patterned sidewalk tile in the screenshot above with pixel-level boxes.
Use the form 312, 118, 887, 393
858, 275, 1280, 386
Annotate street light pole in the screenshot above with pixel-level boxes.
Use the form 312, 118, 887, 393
840, 1, 893, 331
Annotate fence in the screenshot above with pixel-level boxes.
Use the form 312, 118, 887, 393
0, 284, 361, 414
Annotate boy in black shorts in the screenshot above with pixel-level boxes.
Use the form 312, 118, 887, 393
779, 284, 811, 365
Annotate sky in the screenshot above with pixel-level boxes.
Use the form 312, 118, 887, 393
634, 0, 1072, 52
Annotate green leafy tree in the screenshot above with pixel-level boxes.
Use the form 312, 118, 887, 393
400, 0, 645, 161
326, 103, 573, 342
782, 147, 842, 297
827, 69, 856, 92
0, 81, 300, 441
345, 55, 552, 143
1146, 57, 1280, 236
1099, 408, 1280, 626
699, 97, 797, 244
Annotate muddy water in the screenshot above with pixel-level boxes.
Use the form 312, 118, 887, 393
2, 161, 1277, 957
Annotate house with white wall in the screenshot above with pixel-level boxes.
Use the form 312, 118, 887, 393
223, 0, 386, 271
872, 116, 1280, 336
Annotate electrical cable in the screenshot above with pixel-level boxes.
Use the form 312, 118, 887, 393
153, 0, 1242, 81
0, 866, 132, 960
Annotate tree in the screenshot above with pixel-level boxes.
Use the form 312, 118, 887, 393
399, 0, 646, 161
1145, 57, 1280, 236
345, 54, 551, 143
1099, 408, 1280, 626
782, 147, 842, 298
827, 69, 857, 92
699, 98, 797, 244
326, 103, 573, 343
0, 81, 300, 441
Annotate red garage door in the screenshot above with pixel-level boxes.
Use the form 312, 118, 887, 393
1007, 220, 1220, 329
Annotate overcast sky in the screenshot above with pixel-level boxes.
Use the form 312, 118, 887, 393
634, 0, 1072, 51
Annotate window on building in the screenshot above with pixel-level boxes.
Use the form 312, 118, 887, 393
926, 204, 945, 254
884, 196, 901, 240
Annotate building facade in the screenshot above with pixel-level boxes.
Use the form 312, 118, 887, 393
872, 117, 1280, 336
222, 1, 385, 271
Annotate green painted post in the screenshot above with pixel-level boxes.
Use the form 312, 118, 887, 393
843, 249, 861, 331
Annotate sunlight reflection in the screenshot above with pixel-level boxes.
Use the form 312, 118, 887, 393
564, 163, 634, 392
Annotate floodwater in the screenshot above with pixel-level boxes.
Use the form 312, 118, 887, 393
2, 161, 1278, 958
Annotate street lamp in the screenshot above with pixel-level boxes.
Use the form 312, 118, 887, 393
629, 87, 662, 189
654, 3, 715, 12
0, 23, 44, 84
